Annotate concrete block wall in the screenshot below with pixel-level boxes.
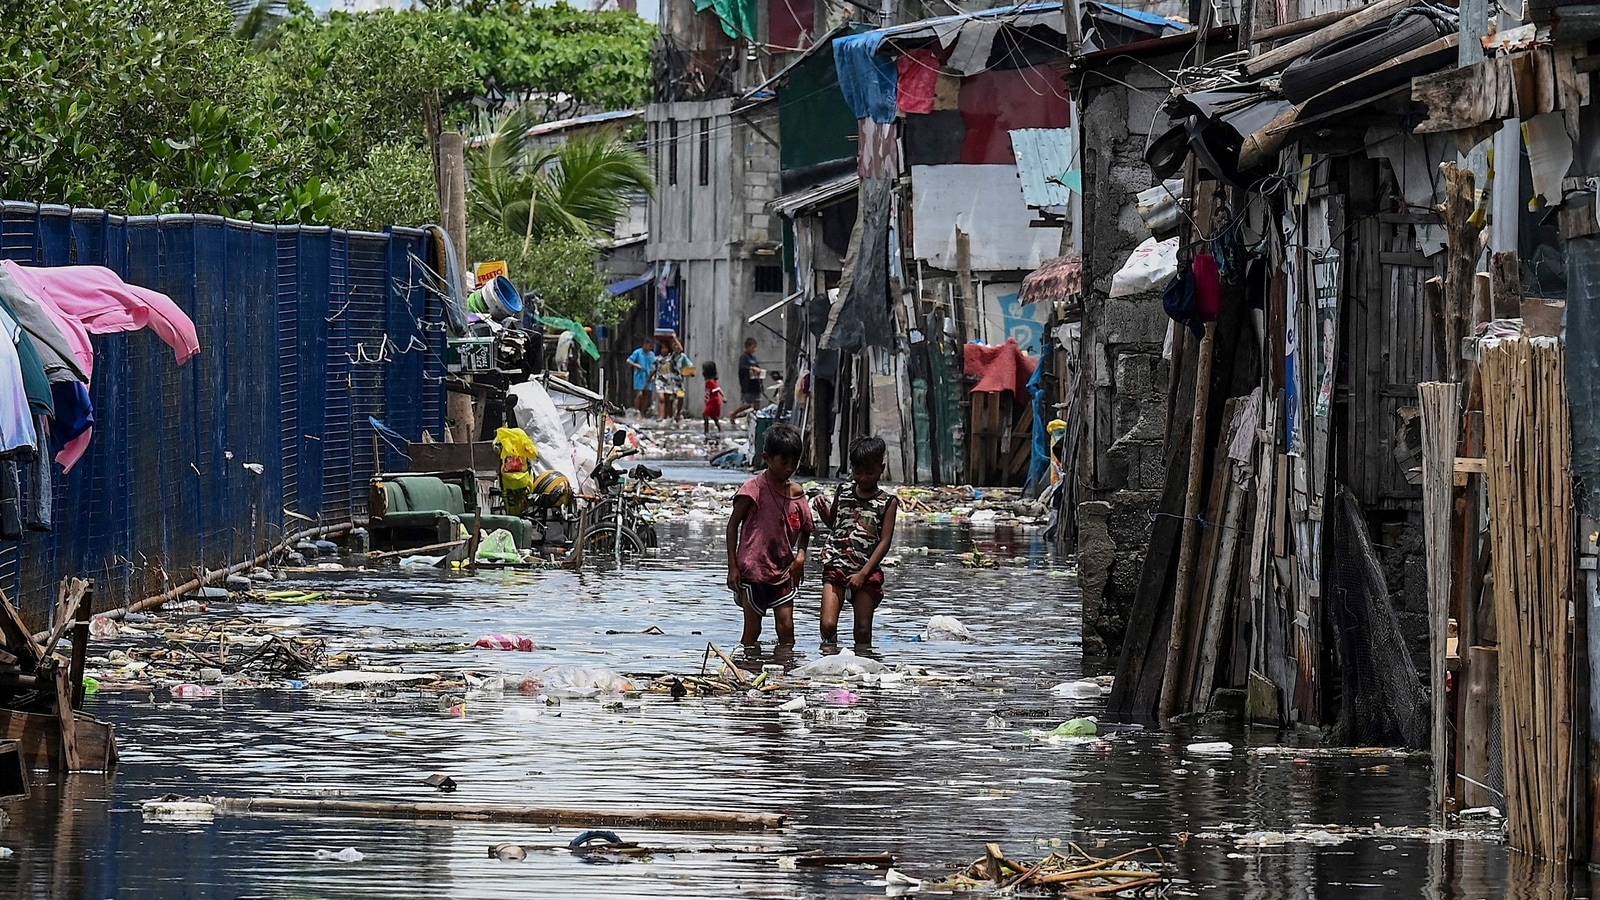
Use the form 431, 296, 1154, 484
740, 111, 782, 244
1074, 56, 1185, 662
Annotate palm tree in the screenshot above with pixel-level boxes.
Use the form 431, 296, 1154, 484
468, 107, 653, 250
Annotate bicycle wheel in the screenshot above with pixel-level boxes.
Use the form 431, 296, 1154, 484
578, 524, 646, 561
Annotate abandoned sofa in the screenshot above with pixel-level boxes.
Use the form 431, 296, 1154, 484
368, 475, 534, 551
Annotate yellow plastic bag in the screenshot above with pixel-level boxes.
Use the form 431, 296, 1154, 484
495, 427, 539, 493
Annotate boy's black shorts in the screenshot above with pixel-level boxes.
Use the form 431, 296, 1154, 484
737, 579, 797, 616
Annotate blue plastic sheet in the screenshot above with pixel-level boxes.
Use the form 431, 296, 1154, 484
833, 32, 898, 125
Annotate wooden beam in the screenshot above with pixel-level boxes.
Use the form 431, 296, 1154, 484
1439, 163, 1482, 385
1459, 645, 1498, 809
1251, 6, 1362, 44
212, 796, 786, 831
1420, 382, 1461, 824
52, 667, 80, 773
1245, 0, 1411, 76
69, 583, 92, 709
1160, 327, 1215, 721
1193, 465, 1247, 709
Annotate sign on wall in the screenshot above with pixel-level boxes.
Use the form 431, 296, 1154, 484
982, 282, 1049, 354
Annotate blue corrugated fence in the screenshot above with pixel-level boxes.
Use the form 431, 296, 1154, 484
0, 202, 446, 623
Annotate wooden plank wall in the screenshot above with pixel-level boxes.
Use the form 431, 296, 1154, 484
1343, 160, 1443, 511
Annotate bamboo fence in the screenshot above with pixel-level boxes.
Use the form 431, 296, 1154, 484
1481, 335, 1573, 861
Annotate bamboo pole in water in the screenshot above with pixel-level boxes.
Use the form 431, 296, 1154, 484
1481, 336, 1573, 861
211, 796, 785, 831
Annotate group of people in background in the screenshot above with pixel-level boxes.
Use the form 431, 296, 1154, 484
626, 335, 772, 441
626, 334, 693, 421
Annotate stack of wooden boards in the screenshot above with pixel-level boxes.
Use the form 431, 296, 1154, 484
0, 578, 116, 779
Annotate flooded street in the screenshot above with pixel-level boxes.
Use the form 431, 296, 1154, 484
0, 500, 1566, 899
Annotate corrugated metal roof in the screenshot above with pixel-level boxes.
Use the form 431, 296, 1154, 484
768, 173, 861, 217
1086, 1, 1186, 31
876, 2, 1066, 49
522, 109, 642, 138
1009, 128, 1075, 208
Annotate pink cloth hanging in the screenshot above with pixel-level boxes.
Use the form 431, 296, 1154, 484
0, 262, 200, 471
0, 262, 199, 364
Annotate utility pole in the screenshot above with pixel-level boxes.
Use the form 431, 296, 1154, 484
438, 131, 476, 443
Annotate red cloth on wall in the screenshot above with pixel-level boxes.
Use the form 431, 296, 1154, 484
958, 66, 1072, 164
768, 0, 815, 50
897, 50, 940, 115
963, 338, 1037, 399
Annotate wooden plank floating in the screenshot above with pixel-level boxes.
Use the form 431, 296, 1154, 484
211, 796, 787, 831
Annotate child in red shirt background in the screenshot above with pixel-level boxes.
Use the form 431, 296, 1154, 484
702, 361, 724, 441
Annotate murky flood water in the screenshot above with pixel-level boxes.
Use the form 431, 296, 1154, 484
0, 492, 1579, 899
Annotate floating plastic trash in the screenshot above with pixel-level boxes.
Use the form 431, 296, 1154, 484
1051, 718, 1098, 737
141, 800, 216, 822
473, 634, 537, 651
792, 649, 888, 678
314, 848, 366, 862
1185, 741, 1234, 755
476, 528, 521, 564
1050, 680, 1104, 698
520, 666, 634, 698
922, 615, 976, 642
307, 671, 435, 687
169, 684, 215, 699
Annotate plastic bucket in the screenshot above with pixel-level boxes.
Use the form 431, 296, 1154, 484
467, 275, 523, 319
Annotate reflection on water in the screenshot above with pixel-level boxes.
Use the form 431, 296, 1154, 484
0, 515, 1576, 899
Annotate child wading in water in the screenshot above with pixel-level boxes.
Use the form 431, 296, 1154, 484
701, 361, 724, 441
726, 424, 813, 646
814, 436, 899, 647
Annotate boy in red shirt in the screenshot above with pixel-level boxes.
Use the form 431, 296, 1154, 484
725, 424, 813, 647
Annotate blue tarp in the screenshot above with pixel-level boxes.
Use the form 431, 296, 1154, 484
1088, 1, 1186, 30
1026, 350, 1051, 491
605, 275, 651, 296
833, 31, 897, 124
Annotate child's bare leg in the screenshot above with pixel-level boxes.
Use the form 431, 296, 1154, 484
852, 595, 880, 647
820, 584, 844, 646
739, 604, 763, 646
774, 605, 796, 647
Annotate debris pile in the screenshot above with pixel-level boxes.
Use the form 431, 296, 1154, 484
637, 480, 1047, 530
895, 843, 1166, 894
1187, 820, 1504, 847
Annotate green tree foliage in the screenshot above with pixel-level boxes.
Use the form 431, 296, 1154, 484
0, 0, 257, 208
0, 0, 652, 228
435, 1, 656, 123
331, 143, 440, 232
469, 226, 635, 326
465, 112, 652, 325
469, 111, 653, 242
